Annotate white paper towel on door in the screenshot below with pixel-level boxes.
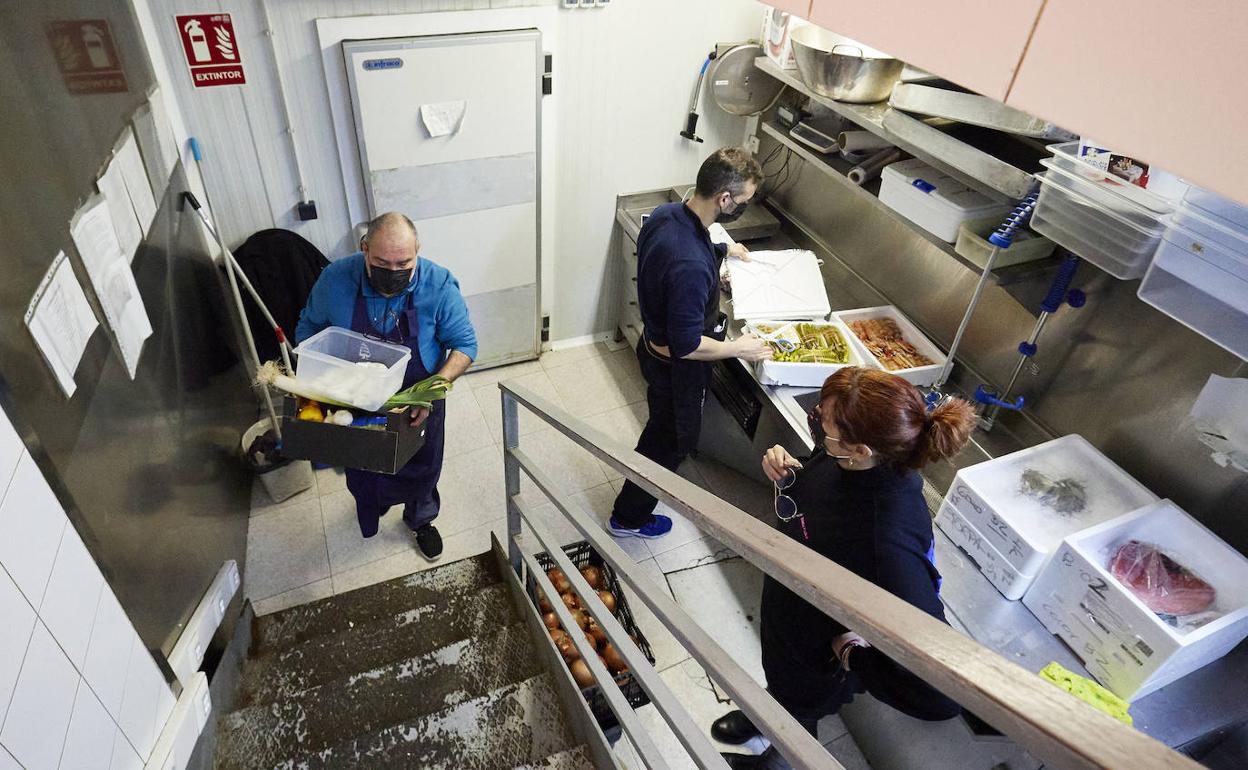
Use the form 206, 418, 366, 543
1191, 374, 1248, 473
420, 101, 466, 137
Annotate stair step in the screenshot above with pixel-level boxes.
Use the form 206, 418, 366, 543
269, 673, 577, 770
252, 553, 501, 654
240, 582, 518, 707
511, 744, 597, 770
215, 623, 544, 770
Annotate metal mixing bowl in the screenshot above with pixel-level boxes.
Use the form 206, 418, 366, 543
790, 25, 904, 104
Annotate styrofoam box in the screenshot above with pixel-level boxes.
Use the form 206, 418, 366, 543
294, 327, 410, 412
936, 499, 1035, 600
943, 435, 1157, 583
1022, 500, 1248, 700
1138, 208, 1248, 360
880, 159, 1011, 243
833, 305, 946, 387
750, 319, 867, 388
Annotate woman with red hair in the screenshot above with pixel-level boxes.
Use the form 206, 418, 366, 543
713, 367, 977, 769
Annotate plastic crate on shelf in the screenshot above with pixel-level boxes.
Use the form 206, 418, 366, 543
526, 541, 656, 730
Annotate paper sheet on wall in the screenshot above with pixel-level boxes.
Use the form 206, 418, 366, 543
419, 100, 466, 137
1190, 374, 1248, 473
69, 196, 152, 379
24, 252, 99, 398
131, 88, 179, 199
96, 158, 143, 262
115, 127, 158, 231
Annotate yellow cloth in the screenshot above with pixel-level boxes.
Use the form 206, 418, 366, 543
1039, 662, 1133, 726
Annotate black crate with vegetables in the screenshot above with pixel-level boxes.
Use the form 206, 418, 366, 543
279, 396, 427, 474
526, 541, 656, 731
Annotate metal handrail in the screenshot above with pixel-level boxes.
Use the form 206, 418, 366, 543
497, 381, 1200, 770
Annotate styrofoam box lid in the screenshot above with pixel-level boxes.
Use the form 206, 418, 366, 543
1048, 142, 1176, 215
953, 435, 1157, 553
1066, 499, 1248, 642
881, 159, 1008, 217
728, 249, 831, 321
1183, 183, 1248, 232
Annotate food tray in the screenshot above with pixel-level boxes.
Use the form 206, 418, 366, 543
294, 327, 410, 412
526, 541, 655, 731
954, 216, 1055, 270
1045, 142, 1176, 215
833, 306, 946, 387
747, 319, 864, 388
1023, 500, 1248, 699
944, 435, 1156, 579
1032, 173, 1163, 280
1039, 159, 1168, 231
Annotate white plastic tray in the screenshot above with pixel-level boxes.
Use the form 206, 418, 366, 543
833, 305, 945, 386
750, 319, 865, 387
1023, 500, 1248, 699
944, 435, 1157, 579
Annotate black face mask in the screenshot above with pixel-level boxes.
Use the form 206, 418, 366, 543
368, 265, 413, 297
716, 196, 749, 224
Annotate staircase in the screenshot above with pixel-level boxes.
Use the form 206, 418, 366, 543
212, 548, 601, 770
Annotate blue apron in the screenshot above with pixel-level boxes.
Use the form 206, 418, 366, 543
344, 290, 447, 538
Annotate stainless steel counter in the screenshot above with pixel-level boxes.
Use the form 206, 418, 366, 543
612, 192, 1248, 753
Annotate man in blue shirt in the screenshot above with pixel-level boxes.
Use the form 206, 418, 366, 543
296, 212, 477, 559
610, 148, 774, 539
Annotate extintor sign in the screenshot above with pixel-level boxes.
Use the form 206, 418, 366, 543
45, 19, 129, 94
175, 13, 246, 88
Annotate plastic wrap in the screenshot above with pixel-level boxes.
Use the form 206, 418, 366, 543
1108, 540, 1217, 621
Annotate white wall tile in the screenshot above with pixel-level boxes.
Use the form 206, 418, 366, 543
0, 567, 36, 726
0, 453, 68, 607
108, 731, 142, 770
153, 684, 176, 745
59, 683, 117, 770
0, 410, 23, 496
0, 745, 21, 770
117, 635, 165, 760
1, 622, 80, 770
40, 526, 105, 669
83, 588, 134, 718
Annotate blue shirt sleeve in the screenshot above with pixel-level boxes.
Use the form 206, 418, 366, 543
295, 273, 335, 344
666, 262, 715, 359
433, 274, 478, 362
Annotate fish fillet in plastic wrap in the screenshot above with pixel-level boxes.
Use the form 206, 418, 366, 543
1108, 540, 1216, 617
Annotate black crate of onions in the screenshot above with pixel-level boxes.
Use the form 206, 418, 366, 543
526, 541, 657, 730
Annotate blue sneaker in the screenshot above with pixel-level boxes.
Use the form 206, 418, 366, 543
609, 515, 673, 539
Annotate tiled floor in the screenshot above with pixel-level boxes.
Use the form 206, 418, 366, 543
243, 340, 870, 768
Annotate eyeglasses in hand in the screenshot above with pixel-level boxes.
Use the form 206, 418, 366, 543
774, 468, 809, 541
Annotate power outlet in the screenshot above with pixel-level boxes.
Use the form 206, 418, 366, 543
561, 0, 579, 7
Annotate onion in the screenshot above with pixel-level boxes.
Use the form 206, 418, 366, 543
580, 565, 605, 589
548, 628, 569, 644
537, 591, 553, 614
560, 592, 580, 611
597, 590, 617, 614
587, 621, 608, 649
570, 609, 591, 630
547, 569, 572, 594
569, 658, 595, 688
602, 643, 628, 673
555, 635, 579, 662
542, 611, 560, 630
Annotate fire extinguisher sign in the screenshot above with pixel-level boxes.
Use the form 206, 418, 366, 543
175, 13, 246, 88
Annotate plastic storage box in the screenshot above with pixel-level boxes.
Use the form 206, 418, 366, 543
1023, 500, 1248, 700
937, 435, 1157, 601
1032, 171, 1166, 279
1138, 206, 1248, 359
749, 319, 865, 387
1045, 142, 1176, 217
833, 305, 946, 387
880, 159, 1010, 243
1183, 183, 1248, 231
954, 216, 1055, 269
293, 327, 411, 412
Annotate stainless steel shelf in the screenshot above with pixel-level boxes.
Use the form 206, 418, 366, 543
755, 56, 1037, 200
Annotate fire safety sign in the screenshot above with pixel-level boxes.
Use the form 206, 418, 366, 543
175, 13, 246, 88
45, 19, 129, 94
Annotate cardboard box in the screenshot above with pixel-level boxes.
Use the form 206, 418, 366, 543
1023, 500, 1248, 699
280, 397, 427, 474
761, 6, 803, 70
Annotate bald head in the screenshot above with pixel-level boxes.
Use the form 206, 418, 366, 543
362, 212, 420, 272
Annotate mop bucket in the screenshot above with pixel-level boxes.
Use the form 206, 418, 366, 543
242, 418, 314, 504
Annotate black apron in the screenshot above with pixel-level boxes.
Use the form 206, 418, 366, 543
645, 254, 727, 456
344, 290, 447, 532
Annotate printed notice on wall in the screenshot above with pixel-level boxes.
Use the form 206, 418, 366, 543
175, 13, 246, 88
132, 88, 180, 198
44, 19, 128, 94
25, 252, 99, 398
69, 196, 152, 379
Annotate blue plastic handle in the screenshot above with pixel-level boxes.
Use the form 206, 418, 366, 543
1041, 253, 1081, 313
189, 136, 203, 162
974, 385, 1024, 411
988, 184, 1042, 248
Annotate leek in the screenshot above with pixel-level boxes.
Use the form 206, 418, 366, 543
257, 361, 452, 413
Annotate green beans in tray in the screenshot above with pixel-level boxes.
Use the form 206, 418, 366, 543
768, 323, 852, 364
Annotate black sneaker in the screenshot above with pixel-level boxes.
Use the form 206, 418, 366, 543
711, 710, 763, 745
414, 524, 443, 559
